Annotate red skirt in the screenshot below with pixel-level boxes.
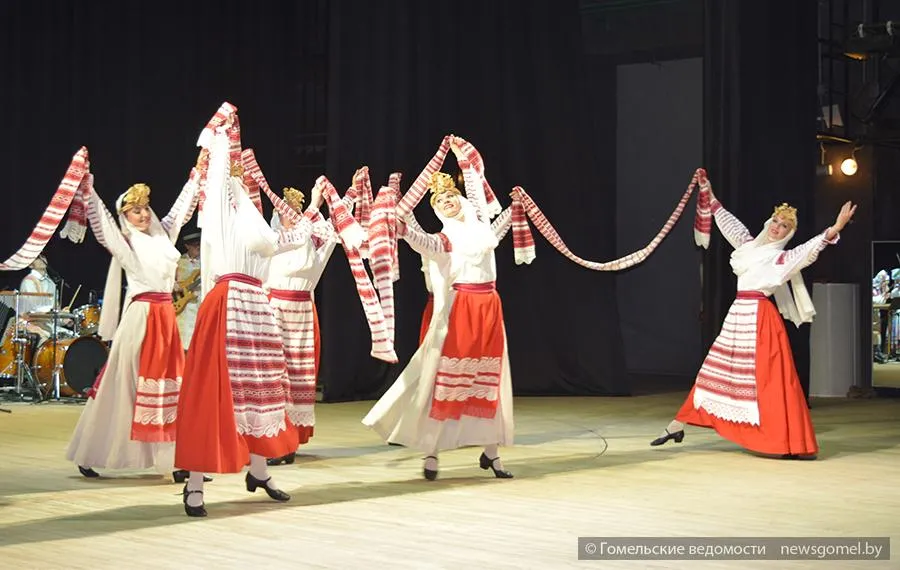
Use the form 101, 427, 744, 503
131, 293, 184, 443
430, 283, 504, 421
175, 276, 299, 473
419, 294, 434, 346
676, 297, 818, 456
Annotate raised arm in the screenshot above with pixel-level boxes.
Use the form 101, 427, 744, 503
85, 184, 140, 273
397, 218, 451, 256
159, 168, 202, 241
457, 156, 489, 223
313, 231, 339, 267
396, 136, 452, 216
711, 200, 753, 249
302, 205, 339, 246
403, 211, 427, 234
775, 200, 856, 277
775, 229, 837, 276
492, 206, 512, 241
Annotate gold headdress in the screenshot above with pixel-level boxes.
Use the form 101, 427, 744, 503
428, 171, 461, 207
771, 202, 798, 229
283, 187, 306, 212
119, 183, 151, 214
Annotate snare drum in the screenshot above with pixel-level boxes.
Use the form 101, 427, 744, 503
32, 336, 109, 397
74, 304, 102, 336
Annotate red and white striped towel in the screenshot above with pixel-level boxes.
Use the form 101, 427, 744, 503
2, 147, 90, 269
509, 169, 701, 270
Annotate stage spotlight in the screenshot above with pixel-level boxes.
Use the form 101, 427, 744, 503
840, 157, 858, 176
816, 164, 833, 177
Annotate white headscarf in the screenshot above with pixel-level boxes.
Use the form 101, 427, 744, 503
730, 218, 815, 327
434, 194, 498, 258
97, 192, 179, 340
423, 195, 498, 312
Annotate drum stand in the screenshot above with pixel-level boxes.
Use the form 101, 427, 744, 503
1, 291, 43, 410
37, 287, 65, 404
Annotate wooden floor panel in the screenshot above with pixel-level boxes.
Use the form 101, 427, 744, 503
0, 394, 897, 569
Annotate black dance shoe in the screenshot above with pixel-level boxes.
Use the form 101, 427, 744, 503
182, 485, 207, 518
423, 455, 438, 481
479, 452, 513, 479
650, 429, 685, 447
78, 466, 100, 478
245, 472, 291, 502
173, 470, 213, 483
780, 453, 817, 461
266, 454, 296, 466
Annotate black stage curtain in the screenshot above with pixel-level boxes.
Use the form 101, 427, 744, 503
0, 1, 327, 294
702, 0, 819, 399
321, 0, 627, 401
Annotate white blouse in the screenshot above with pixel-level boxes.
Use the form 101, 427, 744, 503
402, 206, 512, 286
713, 203, 835, 295
199, 132, 315, 295
265, 211, 338, 292
86, 179, 198, 297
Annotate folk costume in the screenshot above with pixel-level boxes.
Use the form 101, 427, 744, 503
407, 209, 513, 347
653, 174, 841, 458
363, 155, 516, 480
65, 177, 200, 478
264, 187, 339, 465
173, 104, 317, 517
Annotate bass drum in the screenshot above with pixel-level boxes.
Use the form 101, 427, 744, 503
33, 336, 109, 397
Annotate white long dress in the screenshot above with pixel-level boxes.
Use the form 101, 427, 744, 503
65, 177, 199, 472
363, 197, 514, 453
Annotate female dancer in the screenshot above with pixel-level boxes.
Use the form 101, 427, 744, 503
264, 186, 334, 466
364, 141, 515, 480
652, 173, 856, 458
174, 105, 319, 517
66, 171, 200, 480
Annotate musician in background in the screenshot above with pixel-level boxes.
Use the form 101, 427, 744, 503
19, 254, 56, 313
174, 232, 201, 351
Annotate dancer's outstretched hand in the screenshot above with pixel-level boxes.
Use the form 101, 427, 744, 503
311, 183, 324, 210
833, 201, 857, 232
449, 136, 467, 160
826, 201, 857, 240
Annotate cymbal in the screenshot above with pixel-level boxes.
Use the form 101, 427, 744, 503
24, 311, 76, 320
0, 291, 53, 297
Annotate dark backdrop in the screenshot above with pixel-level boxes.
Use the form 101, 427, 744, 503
0, 0, 328, 294
1, 1, 628, 401
702, 0, 820, 399
1, 0, 828, 403
321, 0, 628, 400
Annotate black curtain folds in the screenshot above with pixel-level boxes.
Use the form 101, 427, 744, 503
0, 0, 327, 293
2, 0, 827, 404
702, 0, 819, 397
321, 0, 627, 400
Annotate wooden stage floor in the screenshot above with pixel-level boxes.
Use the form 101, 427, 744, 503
0, 393, 897, 569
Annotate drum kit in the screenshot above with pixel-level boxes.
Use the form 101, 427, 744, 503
0, 289, 109, 404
